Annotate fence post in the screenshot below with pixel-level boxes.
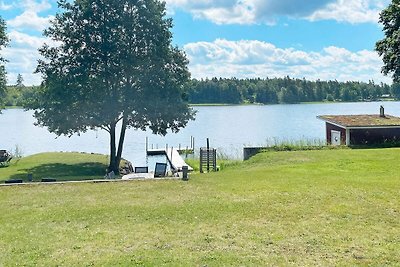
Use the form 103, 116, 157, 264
213, 149, 217, 171
200, 148, 203, 173
206, 138, 210, 172
182, 166, 189, 181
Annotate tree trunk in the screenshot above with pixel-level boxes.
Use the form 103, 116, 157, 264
108, 121, 119, 174
116, 114, 128, 171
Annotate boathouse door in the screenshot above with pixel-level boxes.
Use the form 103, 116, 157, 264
331, 130, 341, 146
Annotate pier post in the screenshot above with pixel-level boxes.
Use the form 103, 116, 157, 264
207, 138, 210, 172
200, 150, 203, 173
182, 166, 189, 181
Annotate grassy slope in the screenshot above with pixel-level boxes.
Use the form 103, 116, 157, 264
0, 152, 109, 182
0, 149, 400, 265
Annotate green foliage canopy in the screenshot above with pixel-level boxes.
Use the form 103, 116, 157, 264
32, 0, 194, 172
0, 16, 9, 110
376, 0, 400, 82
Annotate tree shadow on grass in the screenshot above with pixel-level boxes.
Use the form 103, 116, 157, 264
9, 162, 108, 182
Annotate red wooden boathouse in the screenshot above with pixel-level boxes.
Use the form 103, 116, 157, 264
318, 106, 400, 146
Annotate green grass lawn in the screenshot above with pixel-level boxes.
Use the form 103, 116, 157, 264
0, 152, 109, 182
1, 148, 400, 265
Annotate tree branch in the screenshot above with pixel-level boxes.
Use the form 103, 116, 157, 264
100, 125, 110, 133
116, 115, 123, 123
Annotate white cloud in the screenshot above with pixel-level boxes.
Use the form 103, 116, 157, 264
0, 1, 13, 10
309, 0, 389, 24
184, 39, 390, 83
0, 1, 55, 85
166, 0, 390, 24
6, 0, 54, 31
8, 30, 53, 48
8, 11, 53, 31
4, 36, 390, 86
1, 0, 52, 13
3, 31, 55, 86
166, 0, 334, 25
3, 46, 42, 85
19, 0, 51, 13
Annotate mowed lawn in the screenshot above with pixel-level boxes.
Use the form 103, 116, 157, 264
0, 152, 109, 182
1, 148, 400, 265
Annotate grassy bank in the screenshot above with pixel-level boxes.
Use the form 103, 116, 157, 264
1, 148, 400, 265
0, 152, 109, 182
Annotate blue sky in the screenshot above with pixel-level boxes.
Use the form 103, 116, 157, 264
0, 0, 392, 85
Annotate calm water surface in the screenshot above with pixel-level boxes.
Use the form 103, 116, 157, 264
1, 101, 400, 165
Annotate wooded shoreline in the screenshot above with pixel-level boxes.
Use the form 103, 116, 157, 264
3, 76, 399, 108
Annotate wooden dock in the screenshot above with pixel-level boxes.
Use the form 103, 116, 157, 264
147, 148, 193, 172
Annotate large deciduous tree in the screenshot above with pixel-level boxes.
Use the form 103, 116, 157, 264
376, 0, 400, 82
0, 16, 9, 110
33, 0, 195, 173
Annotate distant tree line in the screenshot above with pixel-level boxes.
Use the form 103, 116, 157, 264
4, 75, 400, 107
2, 74, 38, 107
4, 86, 39, 107
187, 76, 399, 104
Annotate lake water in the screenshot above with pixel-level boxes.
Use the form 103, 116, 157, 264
1, 101, 400, 165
